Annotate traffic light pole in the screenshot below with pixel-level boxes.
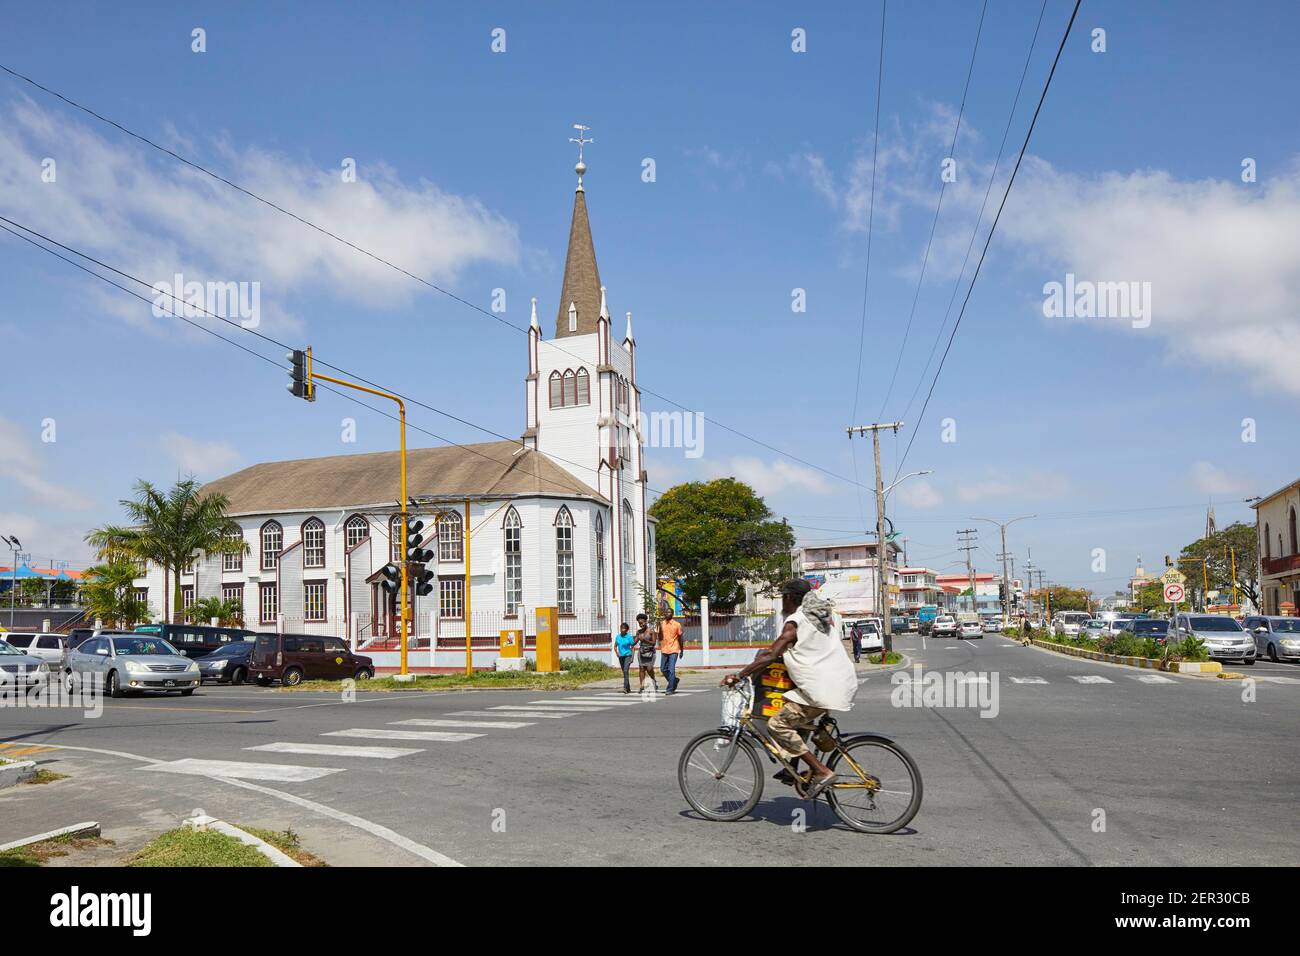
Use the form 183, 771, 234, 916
307, 367, 413, 676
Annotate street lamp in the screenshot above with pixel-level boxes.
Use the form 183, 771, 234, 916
883, 470, 934, 499
3, 535, 22, 629
971, 515, 1036, 626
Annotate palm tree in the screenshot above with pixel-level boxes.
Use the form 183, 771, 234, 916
86, 478, 249, 624
80, 557, 149, 628
185, 596, 245, 627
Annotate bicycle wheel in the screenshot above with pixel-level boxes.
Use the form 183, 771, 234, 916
678, 730, 764, 822
825, 735, 922, 834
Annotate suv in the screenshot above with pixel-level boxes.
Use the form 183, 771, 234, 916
1242, 616, 1300, 663
248, 633, 375, 686
134, 623, 254, 660
1174, 614, 1255, 664
931, 615, 958, 638
2, 632, 68, 668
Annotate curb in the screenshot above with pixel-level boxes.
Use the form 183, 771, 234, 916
184, 814, 301, 867
1029, 639, 1223, 676
0, 821, 100, 853
0, 759, 38, 790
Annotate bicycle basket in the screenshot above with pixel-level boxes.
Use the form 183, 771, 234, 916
720, 682, 752, 728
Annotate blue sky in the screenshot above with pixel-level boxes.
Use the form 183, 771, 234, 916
1, 0, 1297, 592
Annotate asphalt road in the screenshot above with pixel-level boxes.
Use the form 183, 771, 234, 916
2, 635, 1297, 866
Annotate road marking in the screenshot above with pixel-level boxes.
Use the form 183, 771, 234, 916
1255, 675, 1300, 684
390, 718, 534, 730
1068, 675, 1113, 684
1134, 674, 1175, 684
142, 758, 344, 782
458, 708, 576, 718
545, 697, 642, 706
324, 728, 482, 742
1001, 643, 1023, 648
513, 703, 610, 711
953, 675, 989, 684
113, 704, 260, 714
1009, 677, 1048, 684
246, 742, 423, 759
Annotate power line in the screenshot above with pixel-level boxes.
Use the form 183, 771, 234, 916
0, 59, 870, 493
897, 0, 1049, 430
896, 0, 1082, 476
875, 0, 988, 421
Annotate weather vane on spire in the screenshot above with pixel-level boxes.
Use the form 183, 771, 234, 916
570, 124, 593, 190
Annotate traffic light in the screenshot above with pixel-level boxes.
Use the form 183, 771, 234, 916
379, 562, 400, 595
405, 518, 433, 565
414, 567, 434, 597
286, 348, 315, 401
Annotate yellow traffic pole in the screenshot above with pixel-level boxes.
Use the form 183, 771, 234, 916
309, 369, 410, 675
1229, 546, 1238, 607
463, 498, 472, 676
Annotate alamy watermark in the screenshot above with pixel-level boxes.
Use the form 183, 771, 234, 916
151, 273, 261, 329
1042, 273, 1151, 328
635, 410, 704, 459
890, 665, 1000, 718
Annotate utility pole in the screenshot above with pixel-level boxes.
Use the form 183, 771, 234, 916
3, 535, 21, 629
957, 529, 979, 614
972, 516, 1035, 628
847, 421, 904, 653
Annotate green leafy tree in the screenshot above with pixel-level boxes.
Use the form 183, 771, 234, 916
18, 578, 45, 606
648, 478, 795, 611
80, 557, 149, 628
185, 597, 245, 627
1177, 522, 1258, 608
1031, 585, 1092, 613
86, 478, 248, 624
1133, 579, 1188, 613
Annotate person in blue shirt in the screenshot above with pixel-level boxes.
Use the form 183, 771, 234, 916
614, 622, 636, 694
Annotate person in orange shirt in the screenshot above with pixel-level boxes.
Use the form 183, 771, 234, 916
657, 608, 684, 694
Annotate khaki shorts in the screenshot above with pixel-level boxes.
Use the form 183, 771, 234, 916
766, 700, 827, 760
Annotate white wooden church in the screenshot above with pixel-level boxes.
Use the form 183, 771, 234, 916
131, 151, 656, 651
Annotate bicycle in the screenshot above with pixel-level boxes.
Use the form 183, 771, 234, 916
677, 681, 922, 833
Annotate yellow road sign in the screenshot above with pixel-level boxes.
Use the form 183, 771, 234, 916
1160, 568, 1186, 586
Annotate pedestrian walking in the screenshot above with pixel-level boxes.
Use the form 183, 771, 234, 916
634, 613, 658, 694
658, 607, 684, 694
849, 621, 862, 663
614, 622, 636, 693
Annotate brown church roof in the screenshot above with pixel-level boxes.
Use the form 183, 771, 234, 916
554, 188, 604, 338
201, 441, 602, 515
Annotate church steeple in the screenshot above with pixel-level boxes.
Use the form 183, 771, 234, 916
555, 128, 604, 339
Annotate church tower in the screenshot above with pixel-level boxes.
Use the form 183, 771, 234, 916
523, 132, 652, 620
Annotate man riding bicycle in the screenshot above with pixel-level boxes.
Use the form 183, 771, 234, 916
721, 578, 858, 800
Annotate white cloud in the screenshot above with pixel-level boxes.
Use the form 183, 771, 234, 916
160, 432, 241, 479
0, 95, 520, 334
0, 511, 97, 567
714, 456, 834, 498
955, 469, 1072, 504
894, 479, 943, 509
0, 415, 93, 510
1188, 460, 1250, 496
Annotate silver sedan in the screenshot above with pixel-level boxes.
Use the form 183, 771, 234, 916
0, 639, 51, 693
1244, 616, 1300, 663
66, 633, 201, 698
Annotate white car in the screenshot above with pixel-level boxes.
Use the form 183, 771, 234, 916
1053, 612, 1091, 637
1, 632, 68, 669
846, 620, 883, 653
931, 615, 958, 637
958, 619, 984, 640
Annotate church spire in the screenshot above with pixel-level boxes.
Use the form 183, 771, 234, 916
555, 127, 603, 339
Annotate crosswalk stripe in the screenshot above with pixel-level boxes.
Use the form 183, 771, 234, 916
324, 728, 482, 742
460, 708, 575, 718
142, 758, 343, 782
1256, 675, 1300, 684
1134, 674, 1175, 684
1009, 677, 1048, 684
1068, 675, 1113, 684
516, 703, 610, 711
391, 718, 534, 730
544, 697, 642, 706
246, 742, 422, 759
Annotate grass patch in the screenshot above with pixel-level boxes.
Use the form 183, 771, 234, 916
0, 833, 113, 868
287, 656, 621, 692
128, 826, 272, 868
23, 769, 67, 785
239, 825, 327, 867
865, 651, 903, 665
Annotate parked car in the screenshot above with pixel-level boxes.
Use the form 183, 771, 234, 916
196, 640, 256, 684
134, 623, 254, 660
1080, 619, 1109, 640
981, 616, 1002, 633
846, 619, 884, 653
890, 615, 909, 635
0, 638, 51, 691
248, 633, 374, 686
1174, 614, 1255, 665
65, 633, 200, 697
1130, 619, 1171, 645
67, 628, 99, 649
958, 619, 984, 640
1243, 616, 1300, 663
930, 615, 958, 638
1, 632, 68, 669
1052, 612, 1091, 637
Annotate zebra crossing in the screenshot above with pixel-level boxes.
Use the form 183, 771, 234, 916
139, 687, 708, 783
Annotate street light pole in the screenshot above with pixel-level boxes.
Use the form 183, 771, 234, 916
4, 535, 21, 629
972, 515, 1036, 628
847, 422, 904, 654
